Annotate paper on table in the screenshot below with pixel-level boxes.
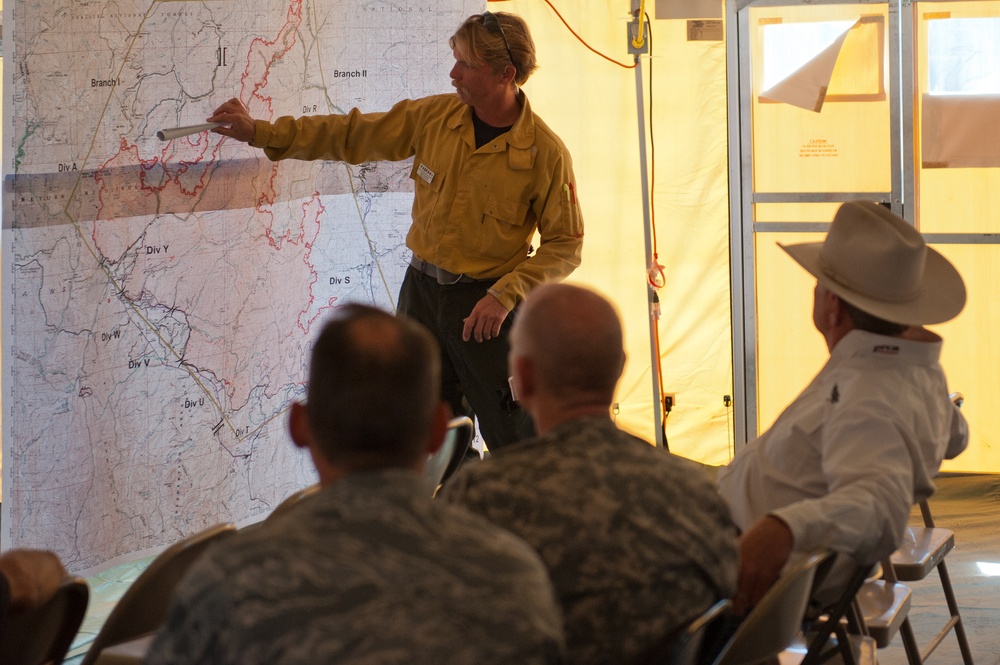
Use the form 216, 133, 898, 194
157, 122, 224, 141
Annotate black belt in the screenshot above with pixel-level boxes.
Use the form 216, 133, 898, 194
409, 256, 478, 284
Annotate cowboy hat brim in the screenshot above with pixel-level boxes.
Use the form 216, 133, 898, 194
780, 240, 967, 326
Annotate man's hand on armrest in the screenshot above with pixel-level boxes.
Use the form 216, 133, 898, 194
734, 515, 794, 614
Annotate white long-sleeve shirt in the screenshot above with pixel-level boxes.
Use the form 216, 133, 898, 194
718, 329, 968, 566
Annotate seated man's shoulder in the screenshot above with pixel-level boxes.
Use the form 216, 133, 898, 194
601, 428, 722, 484
172, 522, 307, 590
155, 517, 563, 665
171, 498, 557, 616
433, 498, 542, 557
439, 509, 557, 595
442, 422, 726, 526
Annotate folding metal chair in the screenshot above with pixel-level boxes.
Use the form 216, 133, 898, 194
874, 390, 976, 665
425, 415, 474, 495
0, 576, 89, 665
80, 522, 237, 665
632, 599, 731, 665
713, 551, 833, 665
800, 506, 972, 665
856, 558, 915, 658
800, 561, 873, 665
887, 497, 974, 665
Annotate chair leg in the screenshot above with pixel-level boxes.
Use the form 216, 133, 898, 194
899, 617, 923, 665
801, 566, 873, 665
835, 616, 859, 665
936, 559, 975, 665
844, 600, 865, 636
906, 497, 975, 665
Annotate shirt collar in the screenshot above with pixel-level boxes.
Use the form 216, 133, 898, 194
446, 90, 535, 149
833, 329, 943, 366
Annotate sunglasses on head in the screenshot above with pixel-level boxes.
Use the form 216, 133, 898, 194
482, 11, 515, 69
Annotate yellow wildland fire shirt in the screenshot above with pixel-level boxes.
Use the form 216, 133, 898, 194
251, 92, 583, 310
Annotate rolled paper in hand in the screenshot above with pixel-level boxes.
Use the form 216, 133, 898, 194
157, 122, 225, 141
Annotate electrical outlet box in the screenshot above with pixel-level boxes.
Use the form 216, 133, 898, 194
626, 20, 649, 55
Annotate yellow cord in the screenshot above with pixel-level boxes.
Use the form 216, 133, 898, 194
632, 0, 648, 49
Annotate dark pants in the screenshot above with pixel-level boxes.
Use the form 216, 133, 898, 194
397, 266, 535, 451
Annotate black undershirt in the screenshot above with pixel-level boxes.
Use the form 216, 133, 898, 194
472, 112, 512, 149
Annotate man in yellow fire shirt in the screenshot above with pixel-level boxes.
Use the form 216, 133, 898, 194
210, 12, 583, 450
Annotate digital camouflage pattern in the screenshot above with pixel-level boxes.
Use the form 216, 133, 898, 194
441, 416, 739, 665
145, 469, 564, 665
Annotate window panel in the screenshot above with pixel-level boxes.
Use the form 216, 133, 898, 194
916, 3, 1000, 230
750, 6, 891, 194
927, 16, 1000, 94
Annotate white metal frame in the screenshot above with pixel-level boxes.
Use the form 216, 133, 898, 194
725, 0, 999, 447
728, 0, 902, 446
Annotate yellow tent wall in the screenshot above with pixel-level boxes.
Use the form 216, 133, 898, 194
500, 0, 737, 465
508, 0, 996, 472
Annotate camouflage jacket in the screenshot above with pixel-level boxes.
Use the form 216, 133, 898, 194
146, 469, 564, 665
441, 416, 739, 665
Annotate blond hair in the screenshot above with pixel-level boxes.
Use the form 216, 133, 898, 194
450, 12, 538, 86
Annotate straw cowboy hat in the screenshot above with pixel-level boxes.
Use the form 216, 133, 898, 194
780, 200, 966, 326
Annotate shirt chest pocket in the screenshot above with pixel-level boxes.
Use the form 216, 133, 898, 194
478, 194, 532, 259
762, 405, 826, 482
407, 157, 449, 237
410, 159, 445, 198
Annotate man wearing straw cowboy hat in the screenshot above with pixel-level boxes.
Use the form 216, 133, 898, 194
718, 200, 969, 611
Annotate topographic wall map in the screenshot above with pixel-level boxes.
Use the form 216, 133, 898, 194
3, 0, 480, 574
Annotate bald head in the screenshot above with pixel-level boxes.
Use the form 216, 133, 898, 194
511, 284, 625, 406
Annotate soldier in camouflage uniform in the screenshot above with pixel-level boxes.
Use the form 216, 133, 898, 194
145, 304, 564, 665
440, 283, 739, 665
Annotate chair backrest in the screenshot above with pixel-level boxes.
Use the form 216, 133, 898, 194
80, 522, 237, 665
267, 483, 322, 522
714, 551, 832, 665
0, 576, 89, 665
635, 599, 732, 665
424, 416, 474, 492
800, 562, 875, 665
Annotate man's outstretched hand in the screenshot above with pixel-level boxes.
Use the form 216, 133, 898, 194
208, 98, 256, 144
